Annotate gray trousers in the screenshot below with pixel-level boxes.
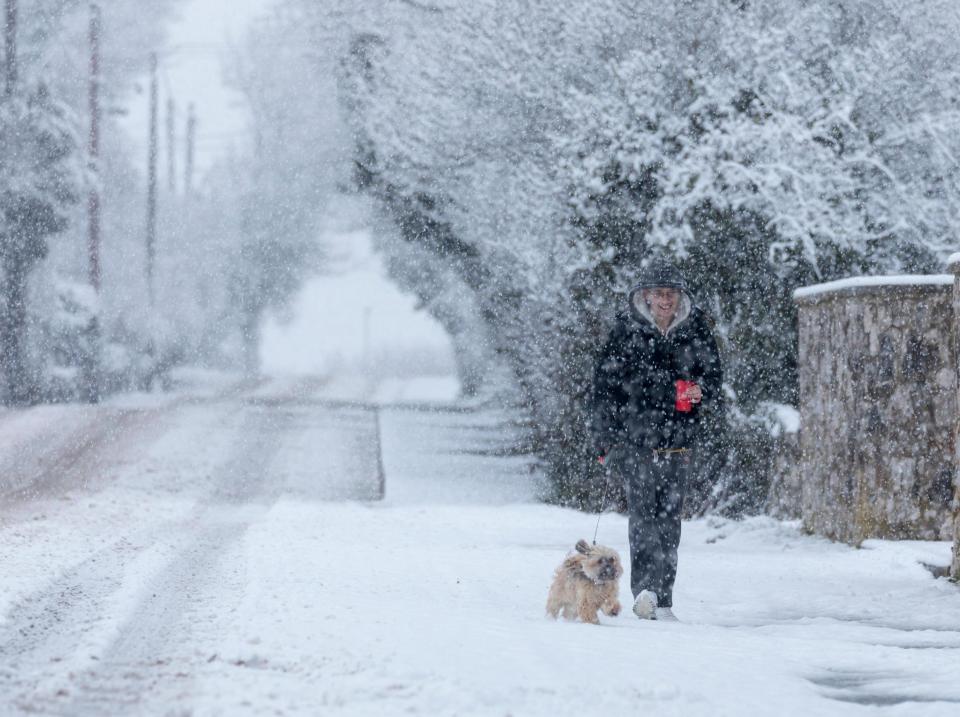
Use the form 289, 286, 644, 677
609, 447, 688, 607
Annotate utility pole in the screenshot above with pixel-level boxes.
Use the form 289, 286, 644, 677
362, 306, 372, 371
82, 2, 102, 403
146, 52, 158, 306
166, 96, 176, 193
4, 0, 16, 98
88, 3, 101, 291
184, 102, 196, 195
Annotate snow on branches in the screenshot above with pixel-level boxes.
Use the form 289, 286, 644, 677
562, 0, 960, 279
331, 0, 960, 505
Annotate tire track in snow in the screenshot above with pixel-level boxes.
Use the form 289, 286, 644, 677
0, 408, 164, 498
16, 403, 293, 716
0, 379, 383, 715
0, 375, 260, 501
63, 399, 386, 715
14, 397, 379, 714
0, 399, 250, 713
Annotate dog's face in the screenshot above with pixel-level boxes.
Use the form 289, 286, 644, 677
574, 541, 623, 584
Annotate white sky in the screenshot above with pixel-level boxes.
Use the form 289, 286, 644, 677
117, 0, 274, 177
260, 229, 455, 377
117, 0, 455, 378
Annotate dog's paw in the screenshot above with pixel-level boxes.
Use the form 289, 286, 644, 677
608, 601, 621, 617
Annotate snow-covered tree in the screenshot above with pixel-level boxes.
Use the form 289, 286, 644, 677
557, 0, 960, 506
219, 2, 336, 376
0, 82, 83, 404
563, 0, 959, 403
0, 0, 187, 398
297, 0, 960, 508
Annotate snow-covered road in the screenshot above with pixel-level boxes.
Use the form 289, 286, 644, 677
1, 375, 958, 715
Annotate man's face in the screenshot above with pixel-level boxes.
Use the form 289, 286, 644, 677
642, 287, 680, 323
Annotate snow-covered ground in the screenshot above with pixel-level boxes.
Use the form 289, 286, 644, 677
1, 373, 958, 715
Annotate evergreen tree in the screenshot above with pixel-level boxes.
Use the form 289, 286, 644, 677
0, 83, 82, 404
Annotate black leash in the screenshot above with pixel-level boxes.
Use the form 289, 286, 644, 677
592, 474, 611, 545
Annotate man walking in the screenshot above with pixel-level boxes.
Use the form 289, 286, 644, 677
590, 260, 723, 620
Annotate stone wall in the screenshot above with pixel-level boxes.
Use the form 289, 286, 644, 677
765, 432, 801, 520
795, 277, 956, 546
951, 259, 960, 582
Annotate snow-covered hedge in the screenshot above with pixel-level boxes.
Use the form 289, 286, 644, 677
309, 0, 960, 509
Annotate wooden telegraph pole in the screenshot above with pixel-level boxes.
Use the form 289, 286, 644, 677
4, 0, 16, 98
166, 96, 176, 193
184, 102, 196, 196
146, 52, 158, 306
83, 3, 102, 403
88, 3, 102, 291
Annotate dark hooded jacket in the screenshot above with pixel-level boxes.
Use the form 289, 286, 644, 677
590, 264, 723, 452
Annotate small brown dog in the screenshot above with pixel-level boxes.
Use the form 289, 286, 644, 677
546, 539, 623, 624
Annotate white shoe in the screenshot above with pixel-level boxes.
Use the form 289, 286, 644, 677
632, 590, 658, 619
655, 607, 679, 622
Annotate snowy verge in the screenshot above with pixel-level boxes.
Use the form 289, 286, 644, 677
190, 507, 960, 716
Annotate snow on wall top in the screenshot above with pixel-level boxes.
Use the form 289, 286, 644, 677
947, 252, 960, 269
793, 274, 954, 301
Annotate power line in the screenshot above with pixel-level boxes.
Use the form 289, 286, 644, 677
159, 41, 327, 57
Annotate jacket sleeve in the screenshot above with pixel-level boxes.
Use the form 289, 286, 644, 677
696, 318, 724, 418
589, 321, 628, 453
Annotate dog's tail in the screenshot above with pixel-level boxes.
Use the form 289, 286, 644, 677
575, 539, 592, 555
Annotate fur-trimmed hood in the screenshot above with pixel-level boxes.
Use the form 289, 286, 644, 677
627, 284, 693, 336
627, 259, 693, 336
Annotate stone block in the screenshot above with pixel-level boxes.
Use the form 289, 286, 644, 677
795, 280, 955, 545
